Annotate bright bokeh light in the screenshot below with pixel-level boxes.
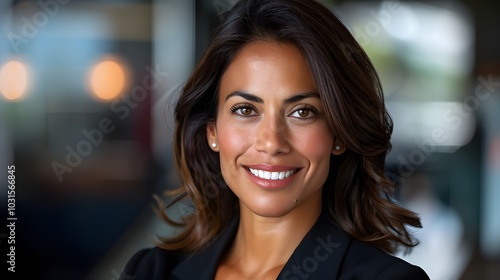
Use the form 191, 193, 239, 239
0, 60, 29, 101
89, 58, 128, 100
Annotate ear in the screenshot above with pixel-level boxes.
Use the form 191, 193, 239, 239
206, 122, 219, 152
331, 141, 346, 155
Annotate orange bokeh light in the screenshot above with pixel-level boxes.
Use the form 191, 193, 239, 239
0, 60, 29, 101
89, 59, 128, 100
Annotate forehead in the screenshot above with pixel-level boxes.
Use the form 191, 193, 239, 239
224, 41, 308, 73
219, 41, 316, 95
231, 41, 304, 64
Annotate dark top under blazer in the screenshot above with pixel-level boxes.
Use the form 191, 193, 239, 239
121, 213, 430, 280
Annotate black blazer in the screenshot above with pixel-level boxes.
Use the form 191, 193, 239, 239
121, 214, 429, 280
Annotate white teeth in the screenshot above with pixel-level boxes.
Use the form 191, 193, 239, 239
250, 169, 258, 176
248, 168, 295, 180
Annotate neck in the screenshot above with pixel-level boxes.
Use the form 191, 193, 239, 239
225, 198, 322, 275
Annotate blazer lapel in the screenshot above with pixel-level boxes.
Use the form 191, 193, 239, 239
171, 213, 350, 280
171, 216, 239, 280
277, 214, 352, 279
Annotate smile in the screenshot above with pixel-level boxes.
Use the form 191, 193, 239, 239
248, 168, 296, 180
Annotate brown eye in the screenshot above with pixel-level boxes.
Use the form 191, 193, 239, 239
297, 109, 310, 118
240, 108, 253, 116
230, 104, 258, 117
290, 105, 319, 119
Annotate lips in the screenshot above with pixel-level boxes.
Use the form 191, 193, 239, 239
244, 164, 301, 189
248, 168, 295, 180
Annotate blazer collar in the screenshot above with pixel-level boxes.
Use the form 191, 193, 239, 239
172, 213, 352, 280
276, 214, 351, 279
171, 217, 239, 280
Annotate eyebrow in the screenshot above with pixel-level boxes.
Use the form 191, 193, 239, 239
225, 91, 320, 104
225, 91, 263, 103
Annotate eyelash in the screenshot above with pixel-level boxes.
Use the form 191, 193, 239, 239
229, 103, 257, 117
289, 105, 319, 119
229, 103, 319, 119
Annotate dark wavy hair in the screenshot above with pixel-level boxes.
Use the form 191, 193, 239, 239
155, 0, 421, 254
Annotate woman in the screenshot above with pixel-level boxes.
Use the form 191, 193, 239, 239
122, 0, 430, 279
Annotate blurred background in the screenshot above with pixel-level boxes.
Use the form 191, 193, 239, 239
0, 0, 498, 279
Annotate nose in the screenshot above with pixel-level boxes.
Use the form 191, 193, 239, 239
254, 115, 291, 156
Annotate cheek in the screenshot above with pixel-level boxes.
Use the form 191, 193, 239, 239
216, 124, 252, 194
217, 123, 252, 162
297, 127, 334, 160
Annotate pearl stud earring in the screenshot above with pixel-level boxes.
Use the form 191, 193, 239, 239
335, 145, 341, 151
211, 143, 217, 148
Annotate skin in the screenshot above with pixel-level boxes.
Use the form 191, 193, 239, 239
207, 41, 344, 279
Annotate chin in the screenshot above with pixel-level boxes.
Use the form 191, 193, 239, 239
242, 199, 296, 218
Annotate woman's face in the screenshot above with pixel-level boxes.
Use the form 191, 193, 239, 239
207, 41, 341, 217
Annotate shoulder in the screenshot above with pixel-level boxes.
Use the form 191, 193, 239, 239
119, 217, 240, 280
339, 238, 429, 280
120, 247, 185, 280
